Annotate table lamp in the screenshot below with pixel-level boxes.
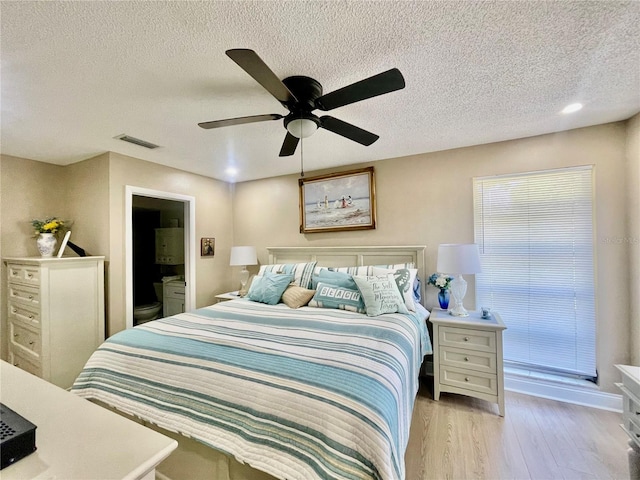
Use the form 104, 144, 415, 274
230, 246, 257, 293
436, 243, 482, 317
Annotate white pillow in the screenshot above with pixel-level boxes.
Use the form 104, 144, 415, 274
352, 274, 410, 316
372, 266, 418, 311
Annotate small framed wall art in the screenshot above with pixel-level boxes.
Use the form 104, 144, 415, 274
201, 237, 215, 257
298, 166, 376, 234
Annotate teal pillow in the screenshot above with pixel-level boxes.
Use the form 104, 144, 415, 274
247, 272, 293, 305
308, 282, 366, 314
352, 274, 410, 316
311, 270, 358, 290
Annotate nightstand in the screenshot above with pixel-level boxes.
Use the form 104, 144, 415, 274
215, 291, 242, 303
429, 308, 507, 416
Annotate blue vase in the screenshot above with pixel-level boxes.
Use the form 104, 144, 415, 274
438, 289, 450, 309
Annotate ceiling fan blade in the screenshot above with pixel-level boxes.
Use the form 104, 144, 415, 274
320, 116, 379, 146
226, 49, 298, 105
315, 68, 405, 111
279, 132, 300, 156
198, 113, 283, 129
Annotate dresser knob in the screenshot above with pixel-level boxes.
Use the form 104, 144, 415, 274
464, 357, 469, 362
465, 377, 470, 382
13, 333, 19, 338
11, 308, 16, 314
28, 295, 33, 300
29, 314, 34, 319
27, 273, 32, 278
28, 341, 34, 346
464, 337, 469, 342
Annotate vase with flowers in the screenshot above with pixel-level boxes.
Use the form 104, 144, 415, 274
32, 217, 65, 257
428, 273, 454, 310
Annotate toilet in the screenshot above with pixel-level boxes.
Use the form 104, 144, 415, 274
133, 282, 163, 324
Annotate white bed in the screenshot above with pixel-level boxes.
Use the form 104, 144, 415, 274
72, 246, 431, 480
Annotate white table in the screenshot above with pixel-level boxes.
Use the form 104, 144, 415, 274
429, 308, 507, 416
215, 290, 242, 302
0, 361, 177, 479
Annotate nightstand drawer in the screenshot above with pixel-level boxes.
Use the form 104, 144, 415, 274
439, 326, 496, 353
440, 346, 497, 375
10, 321, 41, 356
440, 365, 498, 396
7, 264, 40, 286
8, 283, 41, 307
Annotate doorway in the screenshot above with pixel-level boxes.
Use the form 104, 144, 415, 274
125, 186, 196, 329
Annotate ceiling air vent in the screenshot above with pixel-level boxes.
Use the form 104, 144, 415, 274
114, 134, 160, 149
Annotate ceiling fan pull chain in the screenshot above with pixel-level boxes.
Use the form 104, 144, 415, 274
300, 133, 305, 177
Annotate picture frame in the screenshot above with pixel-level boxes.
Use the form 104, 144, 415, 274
299, 166, 376, 234
201, 237, 215, 257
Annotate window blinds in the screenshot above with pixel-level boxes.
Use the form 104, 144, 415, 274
473, 166, 596, 378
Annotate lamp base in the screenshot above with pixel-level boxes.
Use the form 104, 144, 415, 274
449, 274, 469, 317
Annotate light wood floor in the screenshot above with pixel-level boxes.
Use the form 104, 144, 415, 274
405, 379, 629, 480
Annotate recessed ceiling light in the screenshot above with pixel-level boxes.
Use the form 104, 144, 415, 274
561, 103, 583, 114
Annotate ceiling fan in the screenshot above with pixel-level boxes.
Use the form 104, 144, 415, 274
198, 49, 406, 157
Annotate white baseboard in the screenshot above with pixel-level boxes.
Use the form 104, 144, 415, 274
155, 471, 172, 480
505, 373, 622, 412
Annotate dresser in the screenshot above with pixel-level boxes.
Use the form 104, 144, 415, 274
1, 361, 177, 479
4, 256, 105, 389
429, 308, 507, 416
615, 364, 640, 479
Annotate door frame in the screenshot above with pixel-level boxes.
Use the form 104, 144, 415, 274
125, 186, 196, 329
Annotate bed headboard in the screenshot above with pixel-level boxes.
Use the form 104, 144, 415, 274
267, 245, 427, 304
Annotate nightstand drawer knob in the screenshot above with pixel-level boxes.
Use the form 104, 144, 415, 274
28, 295, 34, 300
465, 377, 470, 382
13, 333, 19, 338
464, 357, 470, 362
29, 341, 34, 346
29, 314, 34, 319
464, 337, 469, 341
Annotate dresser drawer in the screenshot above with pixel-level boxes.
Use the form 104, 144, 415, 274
440, 346, 497, 375
439, 326, 496, 353
10, 321, 41, 356
440, 365, 498, 396
8, 301, 41, 328
9, 349, 42, 377
624, 413, 640, 449
7, 264, 40, 286
8, 283, 41, 307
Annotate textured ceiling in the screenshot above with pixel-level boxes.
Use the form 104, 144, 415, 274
1, 1, 639, 183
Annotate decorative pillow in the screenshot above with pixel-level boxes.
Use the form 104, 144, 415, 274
372, 266, 418, 311
258, 262, 317, 289
246, 272, 293, 305
308, 282, 366, 314
352, 274, 410, 316
282, 285, 316, 309
311, 269, 358, 290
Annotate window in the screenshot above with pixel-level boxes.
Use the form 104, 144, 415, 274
473, 166, 596, 379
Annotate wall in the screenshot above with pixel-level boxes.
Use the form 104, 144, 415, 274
627, 113, 640, 366
0, 155, 69, 358
233, 122, 630, 393
106, 152, 234, 335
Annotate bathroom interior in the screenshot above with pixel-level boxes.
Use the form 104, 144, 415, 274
132, 195, 186, 326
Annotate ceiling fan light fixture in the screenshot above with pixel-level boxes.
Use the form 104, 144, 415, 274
286, 118, 318, 138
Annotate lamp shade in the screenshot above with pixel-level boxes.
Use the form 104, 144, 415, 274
230, 246, 257, 266
437, 244, 482, 274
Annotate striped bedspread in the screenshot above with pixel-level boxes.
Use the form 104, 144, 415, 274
72, 299, 431, 480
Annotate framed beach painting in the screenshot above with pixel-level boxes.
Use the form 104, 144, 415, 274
299, 167, 376, 233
